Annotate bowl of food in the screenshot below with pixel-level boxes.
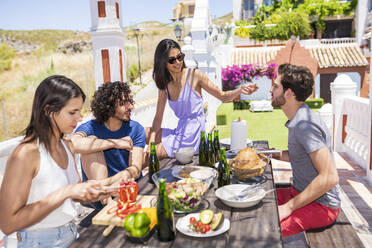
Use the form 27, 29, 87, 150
166, 178, 208, 213
215, 184, 266, 208
228, 147, 268, 180
174, 147, 195, 164
171, 165, 217, 188
189, 167, 217, 187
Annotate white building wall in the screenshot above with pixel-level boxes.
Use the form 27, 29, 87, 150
90, 0, 126, 88
355, 0, 368, 45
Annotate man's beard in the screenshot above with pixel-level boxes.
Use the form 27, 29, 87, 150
271, 93, 286, 107
115, 111, 131, 122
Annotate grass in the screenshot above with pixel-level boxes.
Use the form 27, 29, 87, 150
216, 103, 289, 150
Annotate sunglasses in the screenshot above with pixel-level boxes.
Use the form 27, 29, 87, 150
168, 53, 185, 64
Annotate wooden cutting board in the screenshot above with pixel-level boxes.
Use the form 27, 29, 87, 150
92, 195, 157, 227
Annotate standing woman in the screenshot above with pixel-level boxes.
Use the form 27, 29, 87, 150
146, 39, 257, 160
0, 75, 110, 247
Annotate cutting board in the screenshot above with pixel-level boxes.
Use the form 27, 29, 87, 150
92, 195, 157, 227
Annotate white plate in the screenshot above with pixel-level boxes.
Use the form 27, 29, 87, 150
215, 185, 267, 208
220, 138, 252, 147
176, 213, 230, 237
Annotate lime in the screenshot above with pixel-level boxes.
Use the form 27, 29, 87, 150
131, 226, 149, 237
134, 212, 151, 229
124, 213, 137, 232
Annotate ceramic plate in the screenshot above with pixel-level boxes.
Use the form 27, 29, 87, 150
176, 213, 230, 237
220, 138, 252, 148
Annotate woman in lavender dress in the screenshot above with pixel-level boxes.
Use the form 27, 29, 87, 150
146, 39, 257, 160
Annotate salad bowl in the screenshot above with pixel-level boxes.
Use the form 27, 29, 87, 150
166, 178, 209, 213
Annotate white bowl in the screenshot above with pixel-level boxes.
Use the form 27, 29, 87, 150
189, 168, 217, 186
174, 147, 195, 164
215, 184, 266, 208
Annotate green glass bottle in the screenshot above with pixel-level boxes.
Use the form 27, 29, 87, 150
149, 142, 159, 184
157, 178, 175, 242
218, 148, 230, 188
213, 130, 221, 164
199, 131, 207, 166
206, 133, 215, 168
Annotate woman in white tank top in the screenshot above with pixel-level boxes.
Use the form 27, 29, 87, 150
0, 75, 114, 247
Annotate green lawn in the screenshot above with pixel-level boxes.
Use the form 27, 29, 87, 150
216, 103, 289, 150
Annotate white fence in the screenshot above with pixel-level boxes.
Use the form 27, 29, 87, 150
337, 96, 372, 183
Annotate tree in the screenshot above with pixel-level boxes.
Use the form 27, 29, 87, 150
298, 0, 351, 38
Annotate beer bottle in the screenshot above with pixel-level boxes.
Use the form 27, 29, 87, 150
213, 130, 221, 164
149, 142, 159, 184
199, 131, 207, 166
157, 178, 175, 242
206, 133, 215, 167
218, 148, 230, 188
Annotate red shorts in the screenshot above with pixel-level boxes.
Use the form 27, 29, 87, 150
277, 186, 340, 237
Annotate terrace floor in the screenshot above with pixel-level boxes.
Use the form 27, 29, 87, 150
272, 152, 372, 248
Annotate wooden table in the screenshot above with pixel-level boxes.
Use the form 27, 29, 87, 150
70, 157, 283, 248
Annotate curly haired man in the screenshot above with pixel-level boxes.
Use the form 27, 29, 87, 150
71, 81, 145, 209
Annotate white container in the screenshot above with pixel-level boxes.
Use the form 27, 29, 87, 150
230, 119, 248, 150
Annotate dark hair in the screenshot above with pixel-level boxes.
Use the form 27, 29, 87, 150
152, 39, 186, 90
278, 63, 314, 102
23, 75, 86, 152
91, 81, 134, 124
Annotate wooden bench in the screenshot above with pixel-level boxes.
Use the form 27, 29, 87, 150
276, 184, 364, 248
305, 209, 364, 248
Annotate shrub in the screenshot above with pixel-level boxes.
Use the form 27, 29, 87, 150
127, 64, 139, 83
222, 63, 277, 91
0, 43, 16, 72
233, 100, 251, 110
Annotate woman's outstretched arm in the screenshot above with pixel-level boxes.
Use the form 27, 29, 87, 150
196, 69, 258, 102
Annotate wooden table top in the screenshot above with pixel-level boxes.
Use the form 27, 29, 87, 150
70, 157, 283, 248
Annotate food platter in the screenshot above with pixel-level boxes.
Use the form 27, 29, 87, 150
176, 213, 230, 237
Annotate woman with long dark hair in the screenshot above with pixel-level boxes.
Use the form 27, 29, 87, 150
0, 75, 112, 247
147, 39, 257, 160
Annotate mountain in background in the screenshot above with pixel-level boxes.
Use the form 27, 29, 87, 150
0, 12, 232, 55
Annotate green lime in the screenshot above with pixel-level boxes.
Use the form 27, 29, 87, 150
124, 213, 137, 232
134, 212, 151, 229
131, 226, 149, 237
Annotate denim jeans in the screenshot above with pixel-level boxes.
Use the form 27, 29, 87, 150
4, 222, 79, 248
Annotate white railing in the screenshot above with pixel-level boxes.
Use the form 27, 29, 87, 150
339, 96, 371, 178
320, 38, 356, 44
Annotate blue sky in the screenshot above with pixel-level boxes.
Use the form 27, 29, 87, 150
0, 0, 232, 31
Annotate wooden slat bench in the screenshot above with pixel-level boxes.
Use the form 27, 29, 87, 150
305, 209, 364, 248
276, 183, 364, 248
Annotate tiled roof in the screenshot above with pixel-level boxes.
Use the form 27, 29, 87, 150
230, 47, 281, 66
308, 45, 369, 68
230, 43, 368, 68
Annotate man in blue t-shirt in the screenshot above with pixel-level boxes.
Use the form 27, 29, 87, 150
270, 64, 340, 237
71, 81, 145, 208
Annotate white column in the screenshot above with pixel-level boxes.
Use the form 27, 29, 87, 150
330, 74, 357, 151
233, 0, 242, 21
181, 36, 196, 68
355, 0, 368, 45
191, 0, 219, 130
89, 0, 126, 89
